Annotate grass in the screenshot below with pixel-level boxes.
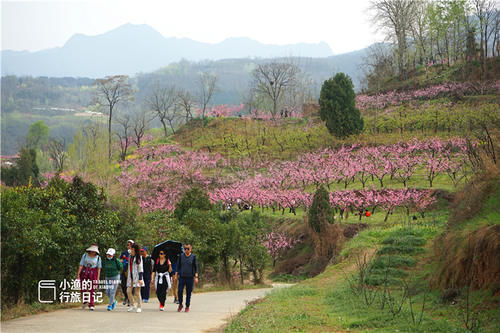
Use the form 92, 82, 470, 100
452, 177, 500, 234
225, 199, 500, 332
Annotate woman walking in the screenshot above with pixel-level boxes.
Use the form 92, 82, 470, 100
127, 243, 144, 313
77, 244, 102, 311
152, 250, 172, 311
103, 248, 122, 311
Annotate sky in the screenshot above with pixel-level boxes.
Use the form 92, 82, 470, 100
1, 0, 383, 55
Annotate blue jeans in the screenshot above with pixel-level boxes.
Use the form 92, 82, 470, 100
105, 275, 120, 305
178, 277, 194, 307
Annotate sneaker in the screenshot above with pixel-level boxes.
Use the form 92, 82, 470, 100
160, 304, 164, 311
174, 299, 179, 304
111, 300, 117, 310
136, 308, 142, 313
122, 300, 127, 305
127, 306, 136, 312
89, 306, 95, 311
144, 299, 148, 303
185, 307, 190, 313
107, 305, 111, 311
177, 305, 183, 312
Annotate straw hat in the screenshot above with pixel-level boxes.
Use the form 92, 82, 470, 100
86, 245, 100, 254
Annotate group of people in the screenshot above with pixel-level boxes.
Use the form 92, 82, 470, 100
77, 240, 198, 313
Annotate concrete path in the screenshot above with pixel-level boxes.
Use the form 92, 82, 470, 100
2, 284, 292, 333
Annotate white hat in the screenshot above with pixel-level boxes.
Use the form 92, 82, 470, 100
86, 245, 100, 254
127, 239, 134, 244
106, 248, 116, 256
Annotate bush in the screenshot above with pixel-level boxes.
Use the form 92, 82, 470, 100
173, 187, 213, 221
1, 176, 119, 306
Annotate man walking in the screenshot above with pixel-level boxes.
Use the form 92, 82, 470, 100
175, 243, 198, 312
140, 246, 153, 303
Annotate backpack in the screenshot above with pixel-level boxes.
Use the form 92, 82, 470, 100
114, 257, 122, 272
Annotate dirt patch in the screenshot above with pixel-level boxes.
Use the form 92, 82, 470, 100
343, 223, 368, 238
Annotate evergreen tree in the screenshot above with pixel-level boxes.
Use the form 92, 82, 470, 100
319, 73, 363, 138
308, 185, 334, 233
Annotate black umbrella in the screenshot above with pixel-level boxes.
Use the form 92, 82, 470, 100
151, 240, 183, 265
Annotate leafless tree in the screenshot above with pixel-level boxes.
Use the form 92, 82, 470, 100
361, 43, 395, 92
473, 0, 499, 76
177, 89, 196, 124
47, 137, 67, 172
251, 61, 299, 119
361, 43, 395, 134
94, 75, 134, 161
147, 84, 179, 136
115, 114, 132, 161
197, 71, 217, 121
370, 0, 418, 80
132, 109, 151, 148
493, 7, 500, 57
410, 0, 430, 65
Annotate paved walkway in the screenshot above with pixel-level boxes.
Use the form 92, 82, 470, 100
2, 285, 292, 333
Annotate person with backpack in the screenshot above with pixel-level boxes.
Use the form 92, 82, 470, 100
140, 246, 154, 303
77, 244, 102, 311
152, 250, 172, 311
120, 240, 134, 306
175, 243, 198, 312
103, 248, 122, 311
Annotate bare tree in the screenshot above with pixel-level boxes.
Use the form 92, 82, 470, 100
493, 7, 500, 57
94, 75, 134, 161
251, 61, 299, 119
132, 109, 151, 148
197, 71, 217, 121
177, 89, 196, 124
47, 137, 67, 172
370, 0, 418, 80
410, 0, 430, 66
115, 114, 132, 161
361, 43, 395, 133
147, 84, 179, 136
473, 0, 499, 76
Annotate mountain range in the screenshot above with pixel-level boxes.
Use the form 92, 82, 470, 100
1, 23, 337, 78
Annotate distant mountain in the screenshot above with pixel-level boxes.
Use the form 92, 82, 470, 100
1, 23, 334, 78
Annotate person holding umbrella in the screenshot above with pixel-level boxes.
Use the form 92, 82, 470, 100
152, 250, 172, 311
77, 244, 102, 311
175, 243, 198, 313
151, 240, 183, 305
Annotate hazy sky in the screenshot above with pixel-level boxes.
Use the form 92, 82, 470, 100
1, 0, 382, 54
